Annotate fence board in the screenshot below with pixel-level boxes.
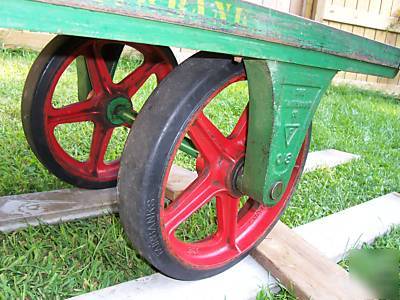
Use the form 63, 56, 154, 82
343, 0, 358, 81
290, 0, 304, 15
355, 0, 372, 82
319, 0, 400, 94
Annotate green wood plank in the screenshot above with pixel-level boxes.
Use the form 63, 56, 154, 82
0, 0, 398, 77
34, 0, 400, 69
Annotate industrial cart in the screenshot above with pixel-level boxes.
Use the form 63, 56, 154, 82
1, 0, 399, 280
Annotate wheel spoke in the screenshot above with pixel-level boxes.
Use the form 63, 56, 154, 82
216, 193, 240, 249
47, 100, 97, 125
188, 112, 230, 163
229, 107, 248, 149
163, 173, 221, 235
87, 123, 114, 174
85, 43, 113, 94
154, 62, 173, 83
119, 61, 160, 97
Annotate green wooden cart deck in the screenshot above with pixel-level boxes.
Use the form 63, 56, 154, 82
1, 0, 399, 205
1, 0, 399, 76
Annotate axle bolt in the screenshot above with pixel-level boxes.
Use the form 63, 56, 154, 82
106, 97, 135, 126
270, 181, 283, 202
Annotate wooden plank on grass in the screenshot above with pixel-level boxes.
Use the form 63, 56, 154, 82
304, 149, 360, 172
69, 193, 400, 300
0, 165, 197, 233
0, 149, 359, 233
252, 222, 374, 300
295, 192, 400, 262
165, 165, 198, 200
0, 188, 117, 233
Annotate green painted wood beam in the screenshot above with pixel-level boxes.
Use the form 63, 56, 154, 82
34, 0, 399, 69
0, 0, 398, 78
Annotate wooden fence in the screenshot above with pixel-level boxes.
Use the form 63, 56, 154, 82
317, 0, 400, 94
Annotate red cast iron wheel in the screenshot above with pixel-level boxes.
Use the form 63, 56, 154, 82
118, 53, 311, 280
22, 35, 176, 189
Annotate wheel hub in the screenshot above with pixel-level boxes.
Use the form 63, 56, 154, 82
229, 157, 245, 198
106, 97, 135, 126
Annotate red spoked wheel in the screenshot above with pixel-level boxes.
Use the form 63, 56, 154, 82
22, 35, 176, 188
118, 53, 311, 280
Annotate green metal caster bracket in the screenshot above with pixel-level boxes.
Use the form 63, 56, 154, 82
239, 59, 337, 206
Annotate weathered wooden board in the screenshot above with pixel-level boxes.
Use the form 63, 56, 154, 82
68, 192, 400, 300
323, 4, 400, 33
0, 1, 305, 56
0, 149, 359, 233
252, 222, 374, 300
303, 148, 360, 172
165, 165, 198, 200
32, 0, 399, 68
0, 0, 399, 78
0, 165, 192, 233
0, 188, 117, 233
295, 192, 400, 263
316, 0, 400, 88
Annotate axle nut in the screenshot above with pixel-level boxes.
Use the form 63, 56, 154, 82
270, 181, 283, 202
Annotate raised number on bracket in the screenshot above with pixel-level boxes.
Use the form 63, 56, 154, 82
276, 153, 293, 166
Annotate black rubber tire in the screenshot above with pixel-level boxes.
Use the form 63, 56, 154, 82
118, 52, 312, 280
22, 35, 177, 189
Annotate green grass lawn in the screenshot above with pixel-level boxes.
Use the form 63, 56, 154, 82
0, 47, 399, 299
